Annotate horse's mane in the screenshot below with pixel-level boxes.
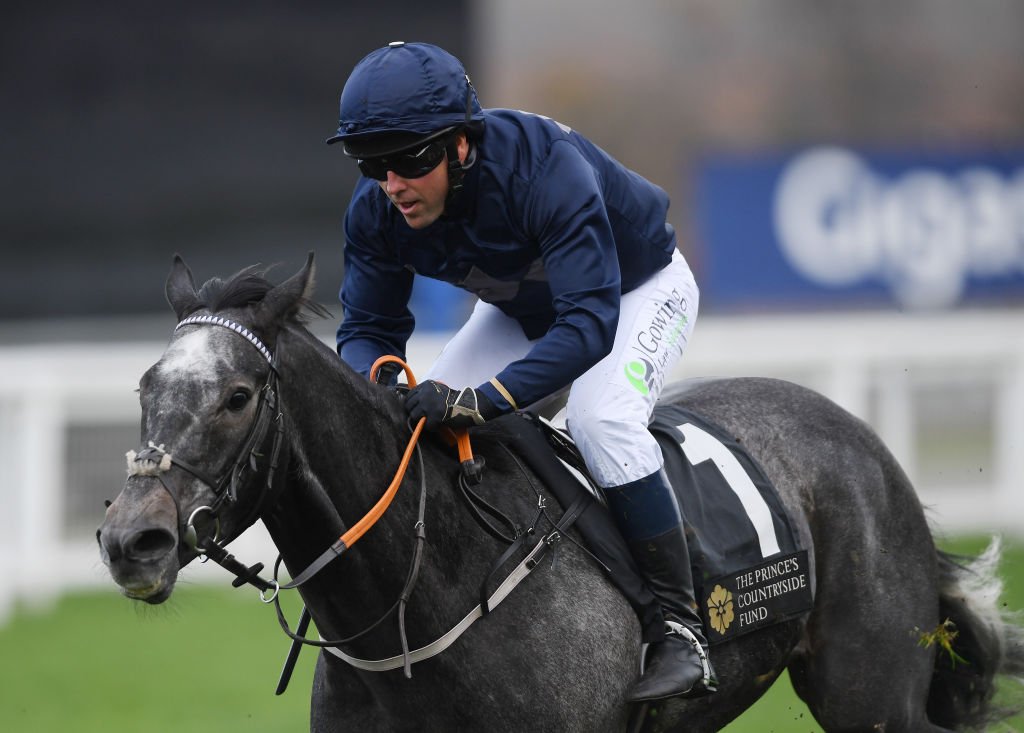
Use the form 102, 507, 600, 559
194, 264, 332, 324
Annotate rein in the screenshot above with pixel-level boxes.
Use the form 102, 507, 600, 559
128, 319, 589, 692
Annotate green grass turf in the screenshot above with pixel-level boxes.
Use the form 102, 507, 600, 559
1, 537, 1020, 732
0, 582, 314, 732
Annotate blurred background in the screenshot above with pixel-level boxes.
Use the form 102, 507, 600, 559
1, 1, 1023, 728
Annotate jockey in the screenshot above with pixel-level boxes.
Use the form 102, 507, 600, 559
328, 41, 715, 702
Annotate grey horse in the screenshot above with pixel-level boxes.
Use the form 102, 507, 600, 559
98, 255, 1024, 731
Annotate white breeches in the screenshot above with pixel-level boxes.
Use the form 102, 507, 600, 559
426, 249, 699, 488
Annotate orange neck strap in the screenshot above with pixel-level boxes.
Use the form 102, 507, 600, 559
344, 356, 479, 549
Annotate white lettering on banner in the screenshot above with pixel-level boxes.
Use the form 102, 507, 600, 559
735, 574, 808, 613
773, 146, 1024, 309
677, 424, 781, 557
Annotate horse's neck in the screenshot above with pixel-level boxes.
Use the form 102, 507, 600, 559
281, 327, 408, 475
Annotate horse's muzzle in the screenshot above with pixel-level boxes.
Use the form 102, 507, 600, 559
97, 483, 181, 603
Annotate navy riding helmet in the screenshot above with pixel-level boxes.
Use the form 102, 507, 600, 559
327, 41, 485, 166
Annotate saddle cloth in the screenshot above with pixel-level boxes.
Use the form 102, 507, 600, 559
648, 405, 812, 642
483, 405, 813, 644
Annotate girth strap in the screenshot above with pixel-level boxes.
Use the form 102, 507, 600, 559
322, 489, 595, 672
323, 535, 551, 671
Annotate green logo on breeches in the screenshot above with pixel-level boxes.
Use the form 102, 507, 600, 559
625, 360, 651, 395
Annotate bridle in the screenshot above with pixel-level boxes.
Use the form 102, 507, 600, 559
124, 313, 431, 610
125, 313, 286, 587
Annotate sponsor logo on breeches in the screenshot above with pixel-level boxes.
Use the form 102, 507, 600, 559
624, 288, 690, 396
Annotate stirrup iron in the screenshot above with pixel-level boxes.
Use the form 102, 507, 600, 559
664, 619, 717, 692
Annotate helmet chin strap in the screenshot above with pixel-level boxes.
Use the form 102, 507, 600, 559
443, 137, 473, 213
443, 73, 478, 214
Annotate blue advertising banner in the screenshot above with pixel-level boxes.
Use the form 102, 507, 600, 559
693, 146, 1024, 312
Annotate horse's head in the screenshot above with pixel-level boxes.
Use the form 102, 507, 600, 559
97, 253, 318, 603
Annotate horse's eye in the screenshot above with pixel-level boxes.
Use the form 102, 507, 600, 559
227, 389, 251, 411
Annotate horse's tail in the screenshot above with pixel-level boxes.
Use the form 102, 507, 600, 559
926, 537, 1024, 729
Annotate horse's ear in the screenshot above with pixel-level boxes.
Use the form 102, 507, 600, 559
165, 254, 201, 320
253, 252, 316, 329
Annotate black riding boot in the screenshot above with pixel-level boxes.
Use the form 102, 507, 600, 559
602, 469, 718, 703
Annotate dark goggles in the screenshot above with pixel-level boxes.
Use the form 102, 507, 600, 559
357, 136, 450, 181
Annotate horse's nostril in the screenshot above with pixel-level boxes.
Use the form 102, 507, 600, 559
125, 528, 177, 561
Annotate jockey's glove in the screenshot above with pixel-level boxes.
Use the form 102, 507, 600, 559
405, 379, 500, 429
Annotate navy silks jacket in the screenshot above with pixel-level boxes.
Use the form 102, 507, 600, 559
337, 108, 677, 412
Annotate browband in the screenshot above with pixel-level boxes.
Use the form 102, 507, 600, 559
175, 314, 274, 364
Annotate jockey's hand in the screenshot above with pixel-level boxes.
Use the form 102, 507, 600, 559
405, 380, 498, 429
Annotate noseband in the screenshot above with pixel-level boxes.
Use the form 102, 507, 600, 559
125, 314, 286, 560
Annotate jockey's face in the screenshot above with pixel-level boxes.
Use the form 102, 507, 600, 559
378, 132, 468, 229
